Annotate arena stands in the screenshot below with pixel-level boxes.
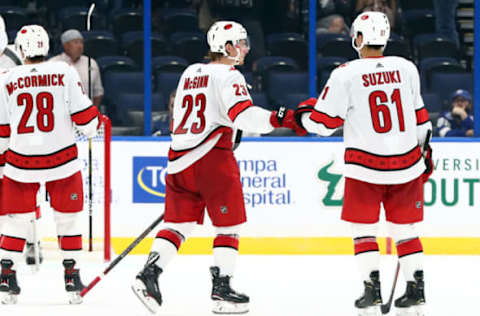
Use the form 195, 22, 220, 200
5, 0, 472, 136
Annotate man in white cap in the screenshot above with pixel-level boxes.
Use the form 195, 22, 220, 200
49, 29, 104, 108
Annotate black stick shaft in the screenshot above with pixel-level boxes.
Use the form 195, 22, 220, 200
80, 214, 164, 297
381, 261, 400, 314
87, 3, 94, 252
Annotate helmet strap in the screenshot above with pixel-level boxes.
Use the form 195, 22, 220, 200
226, 46, 241, 65
352, 36, 365, 58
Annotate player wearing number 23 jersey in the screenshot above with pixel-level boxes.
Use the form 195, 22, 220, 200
168, 62, 272, 173
131, 21, 307, 315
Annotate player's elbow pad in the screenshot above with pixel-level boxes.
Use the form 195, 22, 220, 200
301, 114, 336, 136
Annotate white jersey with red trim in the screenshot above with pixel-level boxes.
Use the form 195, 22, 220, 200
302, 56, 432, 184
0, 61, 99, 182
168, 63, 274, 173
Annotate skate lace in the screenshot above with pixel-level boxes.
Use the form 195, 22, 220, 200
215, 277, 235, 294
65, 268, 80, 285
1, 268, 13, 276
65, 267, 80, 276
145, 267, 160, 293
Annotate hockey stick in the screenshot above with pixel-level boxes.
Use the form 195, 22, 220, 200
80, 213, 165, 297
30, 217, 40, 273
87, 2, 95, 252
381, 261, 400, 314
381, 129, 432, 314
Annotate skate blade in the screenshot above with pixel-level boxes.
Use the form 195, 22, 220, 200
1, 293, 18, 305
396, 305, 425, 316
212, 300, 249, 314
131, 279, 160, 314
30, 264, 40, 274
68, 292, 83, 304
357, 305, 381, 316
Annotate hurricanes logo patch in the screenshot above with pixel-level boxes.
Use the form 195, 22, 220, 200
70, 193, 78, 201
220, 206, 228, 214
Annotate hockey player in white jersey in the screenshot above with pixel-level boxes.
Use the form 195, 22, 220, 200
0, 15, 45, 267
295, 12, 432, 316
0, 25, 101, 305
131, 21, 306, 314
0, 15, 22, 69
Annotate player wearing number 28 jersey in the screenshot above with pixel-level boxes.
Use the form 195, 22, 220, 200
0, 25, 100, 305
296, 12, 432, 316
0, 61, 97, 182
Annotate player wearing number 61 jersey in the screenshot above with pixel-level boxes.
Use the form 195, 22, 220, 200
296, 12, 432, 316
0, 25, 100, 305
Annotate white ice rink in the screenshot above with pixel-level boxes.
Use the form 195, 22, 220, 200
2, 254, 479, 316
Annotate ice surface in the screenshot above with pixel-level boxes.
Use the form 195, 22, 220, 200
2, 255, 479, 316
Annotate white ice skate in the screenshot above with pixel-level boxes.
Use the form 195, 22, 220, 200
210, 266, 249, 314
0, 259, 20, 305
132, 253, 163, 314
63, 259, 85, 305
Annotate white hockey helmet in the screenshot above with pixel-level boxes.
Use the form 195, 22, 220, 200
15, 25, 49, 59
0, 16, 8, 53
207, 21, 249, 61
351, 11, 390, 54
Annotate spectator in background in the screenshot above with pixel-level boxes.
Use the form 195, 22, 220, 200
317, 14, 349, 35
49, 29, 104, 108
317, 0, 353, 24
152, 89, 175, 136
433, 0, 460, 48
437, 89, 474, 137
355, 0, 396, 29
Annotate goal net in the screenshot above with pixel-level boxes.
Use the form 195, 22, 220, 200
37, 115, 111, 262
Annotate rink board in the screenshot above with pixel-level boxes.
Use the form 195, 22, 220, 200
107, 137, 480, 255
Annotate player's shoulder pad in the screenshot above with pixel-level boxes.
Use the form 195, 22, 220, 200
329, 61, 351, 79
223, 66, 244, 82
49, 60, 71, 69
393, 56, 420, 76
387, 55, 416, 68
